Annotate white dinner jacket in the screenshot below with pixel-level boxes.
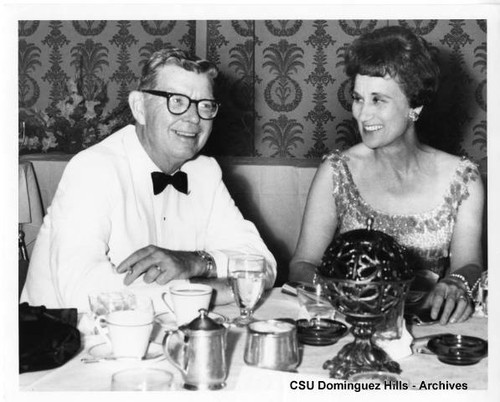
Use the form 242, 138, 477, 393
21, 125, 276, 312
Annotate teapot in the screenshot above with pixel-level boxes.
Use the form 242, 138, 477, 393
162, 309, 227, 390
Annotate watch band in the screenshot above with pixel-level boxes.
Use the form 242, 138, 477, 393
196, 250, 217, 278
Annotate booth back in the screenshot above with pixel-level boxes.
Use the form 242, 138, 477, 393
19, 153, 488, 286
19, 154, 319, 286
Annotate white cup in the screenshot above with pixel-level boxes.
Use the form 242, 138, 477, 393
162, 283, 212, 326
94, 294, 154, 358
101, 310, 153, 358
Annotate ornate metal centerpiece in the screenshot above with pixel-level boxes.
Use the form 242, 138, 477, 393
317, 218, 414, 379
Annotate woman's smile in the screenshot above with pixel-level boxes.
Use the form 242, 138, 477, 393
363, 124, 383, 133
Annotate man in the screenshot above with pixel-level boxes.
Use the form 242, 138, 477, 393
21, 48, 276, 312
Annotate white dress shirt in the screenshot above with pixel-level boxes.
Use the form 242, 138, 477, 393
21, 125, 276, 312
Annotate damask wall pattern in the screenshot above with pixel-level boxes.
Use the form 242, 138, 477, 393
18, 20, 487, 173
19, 20, 195, 153
206, 19, 487, 171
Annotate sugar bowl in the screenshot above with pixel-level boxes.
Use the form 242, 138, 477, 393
244, 319, 299, 371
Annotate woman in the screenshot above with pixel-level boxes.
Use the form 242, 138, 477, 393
289, 26, 484, 325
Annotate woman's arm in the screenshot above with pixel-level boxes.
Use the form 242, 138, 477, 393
289, 159, 338, 283
427, 170, 485, 324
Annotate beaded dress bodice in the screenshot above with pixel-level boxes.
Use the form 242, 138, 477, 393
327, 150, 480, 280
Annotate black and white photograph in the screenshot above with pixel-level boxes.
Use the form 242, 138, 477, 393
2, 1, 499, 401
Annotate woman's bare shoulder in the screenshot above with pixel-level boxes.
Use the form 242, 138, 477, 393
343, 143, 366, 158
421, 146, 463, 171
340, 143, 372, 172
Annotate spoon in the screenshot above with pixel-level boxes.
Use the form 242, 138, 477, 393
81, 356, 139, 364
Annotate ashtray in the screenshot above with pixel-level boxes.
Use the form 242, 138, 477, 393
427, 334, 488, 365
296, 319, 348, 346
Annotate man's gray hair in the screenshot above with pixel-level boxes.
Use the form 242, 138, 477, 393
138, 47, 219, 90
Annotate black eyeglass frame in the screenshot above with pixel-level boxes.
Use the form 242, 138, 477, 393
141, 89, 220, 120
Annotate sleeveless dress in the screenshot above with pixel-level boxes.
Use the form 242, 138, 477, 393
326, 150, 480, 285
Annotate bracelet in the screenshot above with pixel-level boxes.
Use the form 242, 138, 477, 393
448, 273, 480, 299
196, 251, 217, 278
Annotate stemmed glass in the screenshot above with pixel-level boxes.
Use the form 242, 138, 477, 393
474, 271, 488, 317
228, 254, 266, 327
296, 283, 335, 325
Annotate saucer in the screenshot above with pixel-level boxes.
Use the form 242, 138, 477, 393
296, 319, 348, 346
88, 341, 163, 361
154, 311, 228, 331
427, 334, 488, 365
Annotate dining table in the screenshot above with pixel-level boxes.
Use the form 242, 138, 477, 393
19, 287, 488, 393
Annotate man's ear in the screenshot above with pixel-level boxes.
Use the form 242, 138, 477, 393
128, 91, 146, 125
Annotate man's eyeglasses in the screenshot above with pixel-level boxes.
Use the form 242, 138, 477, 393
141, 89, 220, 120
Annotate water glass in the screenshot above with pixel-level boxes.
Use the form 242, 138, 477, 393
228, 254, 266, 326
374, 298, 405, 341
88, 291, 136, 318
475, 271, 488, 317
296, 283, 335, 323
111, 368, 173, 391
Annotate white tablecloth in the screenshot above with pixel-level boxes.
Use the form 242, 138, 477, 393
19, 288, 488, 392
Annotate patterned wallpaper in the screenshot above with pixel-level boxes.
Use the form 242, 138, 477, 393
18, 20, 487, 171
18, 20, 195, 153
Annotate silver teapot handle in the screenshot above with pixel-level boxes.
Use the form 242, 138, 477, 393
162, 330, 187, 376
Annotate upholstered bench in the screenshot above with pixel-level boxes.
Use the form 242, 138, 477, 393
18, 153, 487, 287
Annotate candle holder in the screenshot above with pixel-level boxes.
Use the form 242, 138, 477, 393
317, 218, 414, 379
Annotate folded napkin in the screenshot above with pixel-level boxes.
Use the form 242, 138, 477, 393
77, 313, 96, 335
373, 323, 413, 360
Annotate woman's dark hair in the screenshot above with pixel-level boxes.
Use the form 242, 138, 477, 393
345, 25, 440, 108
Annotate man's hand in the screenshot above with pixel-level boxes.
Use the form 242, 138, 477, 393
116, 245, 205, 285
423, 279, 473, 325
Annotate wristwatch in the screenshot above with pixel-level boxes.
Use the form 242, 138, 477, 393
196, 250, 217, 278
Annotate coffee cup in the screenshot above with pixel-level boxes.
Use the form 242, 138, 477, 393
162, 283, 212, 326
96, 310, 153, 358
94, 294, 154, 358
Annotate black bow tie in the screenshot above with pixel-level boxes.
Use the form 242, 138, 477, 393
151, 171, 188, 195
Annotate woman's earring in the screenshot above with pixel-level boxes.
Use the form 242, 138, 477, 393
409, 109, 420, 122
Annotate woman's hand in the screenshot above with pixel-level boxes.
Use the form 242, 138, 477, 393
424, 278, 474, 324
